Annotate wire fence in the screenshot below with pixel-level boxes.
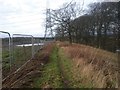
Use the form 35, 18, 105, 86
34, 37, 44, 53
11, 34, 34, 72
0, 31, 46, 79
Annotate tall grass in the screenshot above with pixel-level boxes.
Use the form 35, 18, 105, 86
58, 48, 93, 88
57, 41, 118, 88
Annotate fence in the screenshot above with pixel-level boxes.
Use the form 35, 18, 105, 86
116, 49, 120, 88
0, 35, 2, 89
0, 31, 45, 79
0, 31, 12, 79
11, 34, 35, 72
33, 37, 44, 54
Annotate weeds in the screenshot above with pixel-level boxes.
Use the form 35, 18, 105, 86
58, 48, 93, 88
33, 44, 94, 88
58, 42, 118, 88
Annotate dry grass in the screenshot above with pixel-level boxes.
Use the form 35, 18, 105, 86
57, 41, 118, 88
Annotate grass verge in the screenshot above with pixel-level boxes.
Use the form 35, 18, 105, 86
58, 48, 93, 88
33, 44, 94, 88
57, 42, 118, 88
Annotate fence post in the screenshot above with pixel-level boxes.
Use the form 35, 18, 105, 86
0, 31, 12, 71
116, 49, 120, 88
0, 37, 2, 89
12, 34, 35, 59
32, 36, 34, 58
11, 36, 14, 67
9, 36, 11, 71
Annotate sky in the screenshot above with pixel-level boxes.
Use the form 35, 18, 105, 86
0, 0, 119, 37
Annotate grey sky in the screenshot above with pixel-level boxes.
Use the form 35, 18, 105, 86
0, 0, 117, 37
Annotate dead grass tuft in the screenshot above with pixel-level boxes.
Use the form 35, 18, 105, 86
57, 42, 118, 88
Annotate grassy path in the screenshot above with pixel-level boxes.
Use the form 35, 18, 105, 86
33, 46, 64, 88
33, 45, 92, 88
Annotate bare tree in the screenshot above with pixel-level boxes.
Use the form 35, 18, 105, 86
48, 1, 83, 43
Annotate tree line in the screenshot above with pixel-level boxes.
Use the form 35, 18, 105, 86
47, 2, 119, 52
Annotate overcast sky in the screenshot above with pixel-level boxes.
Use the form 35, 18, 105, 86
0, 0, 118, 37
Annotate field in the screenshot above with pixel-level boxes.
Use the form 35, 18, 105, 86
2, 42, 119, 88
2, 46, 32, 78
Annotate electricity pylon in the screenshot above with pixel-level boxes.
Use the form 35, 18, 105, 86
44, 0, 54, 41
